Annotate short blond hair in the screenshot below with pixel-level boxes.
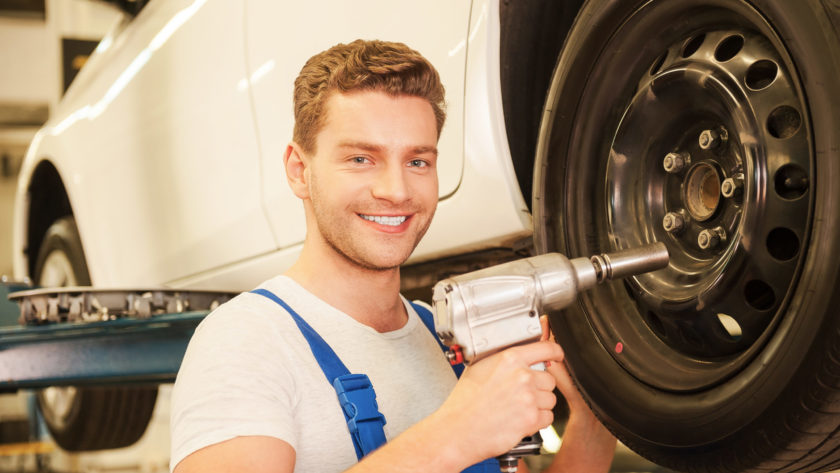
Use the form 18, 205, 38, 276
293, 39, 446, 153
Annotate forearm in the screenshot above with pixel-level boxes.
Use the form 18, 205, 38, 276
344, 409, 473, 473
347, 341, 565, 473
542, 413, 616, 473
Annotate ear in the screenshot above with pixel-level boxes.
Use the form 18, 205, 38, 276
284, 142, 310, 199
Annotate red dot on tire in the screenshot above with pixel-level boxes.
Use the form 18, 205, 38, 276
615, 342, 624, 354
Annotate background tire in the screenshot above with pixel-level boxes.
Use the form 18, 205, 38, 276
34, 217, 158, 451
534, 0, 840, 471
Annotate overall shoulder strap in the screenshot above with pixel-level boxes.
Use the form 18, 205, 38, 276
410, 301, 465, 378
252, 288, 348, 382
250, 288, 386, 461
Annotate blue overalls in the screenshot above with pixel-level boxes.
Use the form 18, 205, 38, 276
251, 288, 500, 472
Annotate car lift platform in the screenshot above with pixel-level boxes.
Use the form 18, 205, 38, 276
0, 281, 236, 391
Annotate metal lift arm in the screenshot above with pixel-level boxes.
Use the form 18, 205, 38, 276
0, 282, 236, 391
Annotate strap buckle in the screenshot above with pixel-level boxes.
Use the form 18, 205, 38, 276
333, 373, 387, 434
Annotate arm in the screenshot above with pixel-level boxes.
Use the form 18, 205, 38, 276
350, 340, 564, 472
538, 316, 616, 473
174, 340, 565, 473
174, 437, 296, 473
541, 361, 617, 473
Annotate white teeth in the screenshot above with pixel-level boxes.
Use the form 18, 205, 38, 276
361, 215, 407, 226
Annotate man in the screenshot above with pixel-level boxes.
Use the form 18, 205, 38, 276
170, 39, 616, 473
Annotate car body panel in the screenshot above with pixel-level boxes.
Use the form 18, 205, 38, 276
15, 0, 276, 286
417, 0, 531, 261
13, 0, 532, 292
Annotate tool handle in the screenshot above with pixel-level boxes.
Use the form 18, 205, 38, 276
497, 432, 544, 472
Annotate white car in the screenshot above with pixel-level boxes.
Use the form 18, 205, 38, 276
13, 0, 840, 471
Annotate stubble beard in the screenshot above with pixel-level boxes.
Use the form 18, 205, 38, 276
315, 208, 432, 272
309, 191, 434, 272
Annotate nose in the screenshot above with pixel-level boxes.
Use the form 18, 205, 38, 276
371, 163, 410, 203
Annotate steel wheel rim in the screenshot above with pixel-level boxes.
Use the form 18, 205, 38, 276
37, 244, 82, 426
38, 250, 79, 287
563, 1, 813, 392
39, 386, 79, 429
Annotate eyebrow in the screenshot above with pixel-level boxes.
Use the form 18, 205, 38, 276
337, 141, 438, 156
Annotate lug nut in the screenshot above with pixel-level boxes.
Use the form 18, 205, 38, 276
699, 129, 724, 150
721, 173, 745, 198
663, 152, 691, 174
698, 227, 727, 250
662, 211, 686, 234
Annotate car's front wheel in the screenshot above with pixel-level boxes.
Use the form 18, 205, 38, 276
34, 217, 157, 451
534, 0, 840, 471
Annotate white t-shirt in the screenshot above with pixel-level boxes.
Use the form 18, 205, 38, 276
169, 275, 458, 472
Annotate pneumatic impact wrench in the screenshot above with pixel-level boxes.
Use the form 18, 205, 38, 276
431, 242, 670, 472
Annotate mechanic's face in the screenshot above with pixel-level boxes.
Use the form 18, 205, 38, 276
305, 90, 439, 271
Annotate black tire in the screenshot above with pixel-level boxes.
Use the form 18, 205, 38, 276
534, 1, 840, 472
34, 217, 158, 451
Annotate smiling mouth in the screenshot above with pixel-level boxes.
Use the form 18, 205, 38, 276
359, 214, 408, 226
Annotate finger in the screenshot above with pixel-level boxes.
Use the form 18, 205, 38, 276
507, 340, 565, 367
537, 408, 555, 430
536, 390, 557, 410
546, 360, 575, 392
534, 370, 557, 391
548, 361, 589, 410
538, 316, 554, 367
540, 315, 551, 342
540, 314, 557, 344
545, 357, 571, 380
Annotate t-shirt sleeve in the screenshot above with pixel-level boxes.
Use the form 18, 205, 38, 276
169, 301, 298, 471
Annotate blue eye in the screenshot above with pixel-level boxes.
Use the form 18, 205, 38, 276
351, 156, 369, 164
409, 159, 428, 168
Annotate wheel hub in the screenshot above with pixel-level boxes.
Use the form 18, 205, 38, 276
682, 161, 722, 222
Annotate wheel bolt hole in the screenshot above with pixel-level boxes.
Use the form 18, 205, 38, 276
682, 33, 706, 58
767, 105, 801, 139
766, 227, 799, 261
716, 313, 742, 341
650, 51, 668, 76
774, 163, 809, 200
744, 279, 776, 311
745, 59, 778, 90
714, 35, 744, 62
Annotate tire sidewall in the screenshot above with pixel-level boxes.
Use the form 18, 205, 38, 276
534, 0, 840, 464
33, 216, 91, 287
32, 217, 91, 442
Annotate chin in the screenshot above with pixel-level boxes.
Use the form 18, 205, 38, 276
363, 258, 408, 272
356, 252, 412, 272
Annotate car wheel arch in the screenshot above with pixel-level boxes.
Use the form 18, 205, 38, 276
25, 159, 75, 280
498, 0, 586, 211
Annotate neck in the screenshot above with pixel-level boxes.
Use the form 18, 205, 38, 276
285, 238, 407, 333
